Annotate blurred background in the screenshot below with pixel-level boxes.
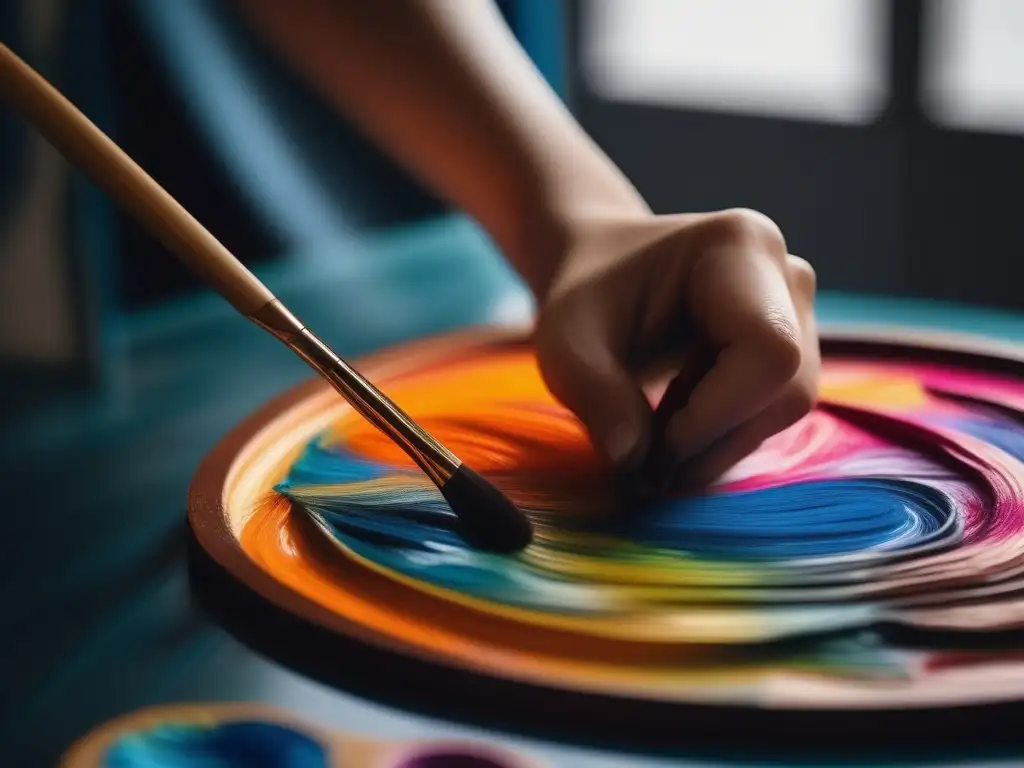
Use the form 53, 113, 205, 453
2, 0, 1023, 387
2, 3, 1024, 764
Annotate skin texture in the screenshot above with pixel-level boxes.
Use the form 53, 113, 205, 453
233, 0, 819, 486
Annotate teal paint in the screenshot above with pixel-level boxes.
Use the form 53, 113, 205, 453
104, 721, 328, 768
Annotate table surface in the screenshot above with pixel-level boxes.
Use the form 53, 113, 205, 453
4, 215, 1024, 767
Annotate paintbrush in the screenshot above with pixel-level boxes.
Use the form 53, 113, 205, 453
0, 43, 532, 553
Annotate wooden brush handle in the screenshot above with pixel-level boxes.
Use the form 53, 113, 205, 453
0, 42, 274, 316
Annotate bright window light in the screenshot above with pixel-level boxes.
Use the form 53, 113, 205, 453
923, 0, 1024, 135
582, 0, 889, 125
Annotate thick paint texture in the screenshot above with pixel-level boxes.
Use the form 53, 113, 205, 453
241, 345, 1024, 695
103, 721, 328, 768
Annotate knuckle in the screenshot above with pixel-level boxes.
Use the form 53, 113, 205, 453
787, 254, 817, 296
752, 312, 803, 383
701, 208, 787, 257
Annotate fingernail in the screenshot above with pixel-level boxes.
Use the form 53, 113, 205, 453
605, 421, 641, 469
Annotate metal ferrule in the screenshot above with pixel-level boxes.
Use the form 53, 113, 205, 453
249, 299, 461, 486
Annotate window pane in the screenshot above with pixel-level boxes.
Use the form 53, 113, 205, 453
923, 0, 1024, 134
582, 0, 888, 124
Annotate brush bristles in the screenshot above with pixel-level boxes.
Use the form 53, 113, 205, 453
440, 465, 533, 553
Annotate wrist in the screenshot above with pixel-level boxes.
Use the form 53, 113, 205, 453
503, 179, 651, 302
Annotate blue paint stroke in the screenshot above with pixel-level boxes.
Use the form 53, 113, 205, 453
104, 720, 328, 768
625, 478, 958, 559
277, 433, 962, 613
938, 415, 1024, 463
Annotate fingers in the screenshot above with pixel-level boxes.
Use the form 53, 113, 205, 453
534, 207, 819, 492
535, 300, 654, 471
643, 344, 718, 490
667, 248, 820, 486
664, 239, 803, 467
676, 377, 816, 490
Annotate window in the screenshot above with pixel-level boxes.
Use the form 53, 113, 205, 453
923, 0, 1024, 135
581, 0, 889, 125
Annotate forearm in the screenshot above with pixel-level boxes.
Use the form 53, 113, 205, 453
233, 0, 648, 295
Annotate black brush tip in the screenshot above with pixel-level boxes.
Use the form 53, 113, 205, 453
440, 464, 533, 553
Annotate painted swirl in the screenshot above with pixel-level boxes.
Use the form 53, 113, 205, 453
239, 343, 1024, 692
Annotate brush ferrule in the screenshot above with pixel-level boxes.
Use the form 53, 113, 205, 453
250, 299, 461, 485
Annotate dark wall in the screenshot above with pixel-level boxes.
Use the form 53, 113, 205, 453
567, 0, 1024, 311
106, 0, 450, 310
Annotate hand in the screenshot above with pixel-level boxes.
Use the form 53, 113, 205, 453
533, 208, 820, 489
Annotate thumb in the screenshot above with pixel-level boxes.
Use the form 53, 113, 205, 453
536, 314, 653, 470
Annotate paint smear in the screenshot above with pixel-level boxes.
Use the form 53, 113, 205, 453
103, 720, 328, 768
238, 345, 1024, 700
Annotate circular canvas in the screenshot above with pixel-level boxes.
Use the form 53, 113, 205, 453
188, 327, 1024, 735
